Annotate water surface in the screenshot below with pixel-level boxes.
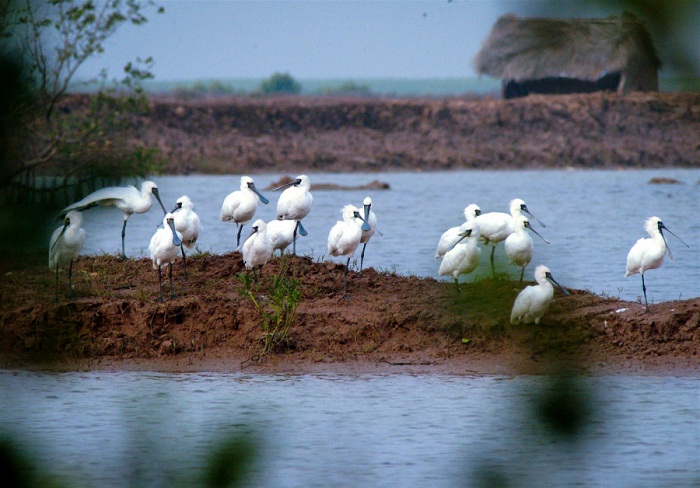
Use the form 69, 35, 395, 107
0, 370, 698, 487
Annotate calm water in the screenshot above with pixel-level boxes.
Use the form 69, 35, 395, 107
0, 371, 698, 487
76, 169, 700, 303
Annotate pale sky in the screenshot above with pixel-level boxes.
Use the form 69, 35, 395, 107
73, 0, 699, 82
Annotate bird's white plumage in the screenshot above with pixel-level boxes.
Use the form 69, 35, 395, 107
266, 219, 297, 254
242, 219, 273, 270
220, 176, 267, 225
276, 175, 313, 221
173, 195, 202, 249
511, 265, 564, 325
625, 217, 668, 278
64, 181, 164, 217
435, 204, 481, 259
474, 198, 530, 244
328, 205, 363, 259
62, 180, 166, 257
49, 210, 86, 272
505, 215, 534, 277
149, 213, 182, 270
438, 222, 481, 281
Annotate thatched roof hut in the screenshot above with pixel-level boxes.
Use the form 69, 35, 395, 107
474, 12, 660, 98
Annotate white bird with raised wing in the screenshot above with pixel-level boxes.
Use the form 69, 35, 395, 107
242, 219, 274, 276
328, 204, 365, 299
511, 265, 569, 325
62, 181, 167, 258
172, 195, 202, 279
505, 215, 550, 282
149, 213, 183, 302
274, 175, 313, 255
438, 221, 481, 292
49, 210, 86, 302
625, 216, 689, 312
475, 198, 545, 277
435, 203, 481, 259
220, 176, 270, 248
266, 219, 297, 256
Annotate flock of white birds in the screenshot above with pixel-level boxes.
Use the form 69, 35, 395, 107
50, 175, 688, 322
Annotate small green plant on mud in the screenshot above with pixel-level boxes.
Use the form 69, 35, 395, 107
238, 271, 301, 359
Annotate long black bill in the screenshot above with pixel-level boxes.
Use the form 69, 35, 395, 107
546, 271, 570, 296
50, 221, 70, 251
167, 219, 182, 247
522, 204, 546, 228
361, 205, 372, 232
447, 228, 473, 253
660, 224, 689, 260
152, 187, 167, 215
524, 221, 550, 244
250, 183, 270, 204
273, 178, 301, 192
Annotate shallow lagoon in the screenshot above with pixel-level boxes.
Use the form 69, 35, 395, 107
1, 371, 699, 487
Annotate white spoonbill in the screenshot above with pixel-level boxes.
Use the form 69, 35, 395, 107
274, 175, 313, 255
49, 210, 86, 302
505, 215, 550, 282
511, 265, 569, 325
474, 198, 545, 277
625, 216, 689, 312
435, 204, 481, 259
266, 219, 298, 255
61, 180, 167, 259
328, 204, 366, 299
438, 221, 481, 293
172, 195, 202, 280
149, 213, 183, 302
220, 176, 270, 248
242, 219, 274, 277
357, 196, 378, 275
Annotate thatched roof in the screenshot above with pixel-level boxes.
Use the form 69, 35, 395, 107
474, 12, 660, 92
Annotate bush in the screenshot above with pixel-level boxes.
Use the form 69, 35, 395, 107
258, 72, 301, 95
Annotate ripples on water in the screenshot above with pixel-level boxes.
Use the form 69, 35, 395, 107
0, 371, 698, 487
76, 169, 699, 303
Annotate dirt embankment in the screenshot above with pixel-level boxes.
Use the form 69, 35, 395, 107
1, 254, 698, 375
108, 91, 700, 174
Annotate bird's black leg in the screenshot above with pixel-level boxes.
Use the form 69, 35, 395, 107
454, 277, 460, 294
490, 245, 496, 278
121, 218, 128, 259
292, 221, 299, 255
236, 224, 243, 249
180, 245, 188, 280
642, 274, 650, 313
360, 242, 368, 276
169, 263, 175, 299
157, 266, 164, 302
520, 267, 525, 282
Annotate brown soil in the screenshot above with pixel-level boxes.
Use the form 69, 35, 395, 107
1, 254, 698, 375
107, 91, 700, 174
